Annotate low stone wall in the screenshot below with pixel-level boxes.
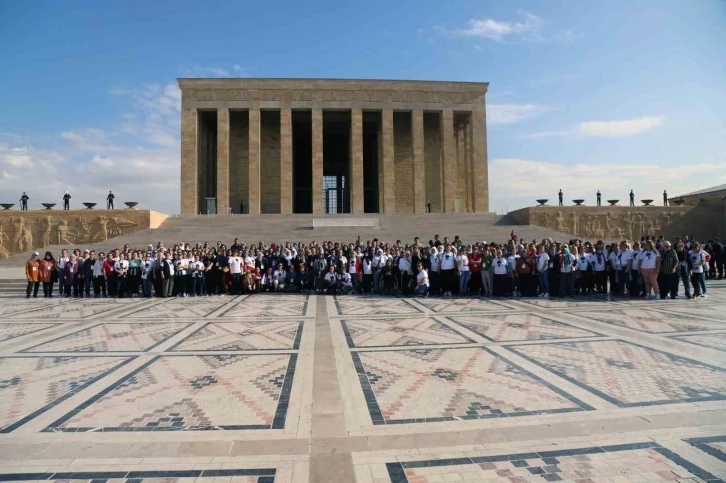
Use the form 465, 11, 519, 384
0, 209, 167, 259
509, 205, 726, 242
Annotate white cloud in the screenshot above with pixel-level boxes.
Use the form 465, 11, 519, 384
524, 116, 665, 139
0, 83, 181, 213
488, 157, 726, 213
455, 11, 544, 42
487, 104, 545, 124
183, 66, 231, 78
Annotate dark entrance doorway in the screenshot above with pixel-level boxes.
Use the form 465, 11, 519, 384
323, 111, 351, 213
363, 111, 380, 213
292, 111, 313, 213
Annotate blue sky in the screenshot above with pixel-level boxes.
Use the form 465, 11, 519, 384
1, 0, 725, 214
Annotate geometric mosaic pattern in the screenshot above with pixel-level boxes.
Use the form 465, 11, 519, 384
657, 303, 726, 322
385, 442, 721, 483
11, 299, 143, 319
20, 322, 191, 353
413, 297, 512, 313
0, 355, 133, 432
446, 313, 600, 342
670, 332, 726, 352
508, 340, 726, 407
514, 298, 624, 309
168, 321, 304, 351
216, 295, 309, 318
352, 347, 591, 424
0, 322, 59, 342
44, 354, 297, 431
333, 296, 421, 316
685, 435, 726, 463
119, 299, 227, 319
0, 469, 277, 483
567, 307, 726, 333
341, 317, 474, 348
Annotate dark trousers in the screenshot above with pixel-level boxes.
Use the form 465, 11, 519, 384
549, 270, 560, 297
361, 273, 372, 293
63, 200, 69, 210
73, 277, 84, 297
192, 276, 204, 295
441, 269, 456, 293
560, 272, 574, 297
107, 200, 114, 209
629, 270, 642, 297
231, 273, 241, 295
173, 274, 186, 296
594, 271, 607, 294
116, 276, 128, 297
493, 273, 508, 296
21, 201, 27, 210
129, 274, 141, 296
84, 276, 92, 297
660, 273, 679, 299
428, 271, 440, 295
108, 274, 117, 296
609, 269, 620, 294
63, 283, 72, 297
26, 281, 39, 297
42, 281, 54, 297
93, 276, 107, 297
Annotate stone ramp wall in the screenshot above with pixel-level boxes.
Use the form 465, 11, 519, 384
0, 210, 167, 262
510, 205, 726, 242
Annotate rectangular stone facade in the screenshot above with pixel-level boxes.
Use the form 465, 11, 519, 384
178, 78, 489, 215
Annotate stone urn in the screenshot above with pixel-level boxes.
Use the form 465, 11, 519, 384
0, 203, 14, 210
124, 202, 139, 209
82, 202, 97, 209
673, 199, 685, 206
41, 203, 56, 210
536, 199, 548, 206
607, 200, 619, 206
641, 199, 653, 206
572, 199, 585, 206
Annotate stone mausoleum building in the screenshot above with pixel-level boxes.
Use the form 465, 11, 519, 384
179, 78, 489, 215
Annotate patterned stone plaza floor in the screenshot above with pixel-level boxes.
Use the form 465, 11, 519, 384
0, 283, 725, 482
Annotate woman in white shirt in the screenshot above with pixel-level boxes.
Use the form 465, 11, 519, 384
414, 262, 429, 297
491, 249, 509, 297
689, 242, 708, 297
456, 248, 470, 295
429, 247, 441, 296
439, 246, 457, 297
639, 240, 661, 299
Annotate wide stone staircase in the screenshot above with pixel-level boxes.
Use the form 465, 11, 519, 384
0, 213, 575, 294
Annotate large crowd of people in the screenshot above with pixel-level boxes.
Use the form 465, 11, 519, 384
23, 233, 724, 300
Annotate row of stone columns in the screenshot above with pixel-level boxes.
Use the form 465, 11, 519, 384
181, 107, 485, 215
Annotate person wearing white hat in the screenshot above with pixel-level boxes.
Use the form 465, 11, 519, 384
62, 191, 71, 210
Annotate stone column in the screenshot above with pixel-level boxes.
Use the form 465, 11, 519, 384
411, 109, 425, 213
440, 109, 456, 213
471, 105, 489, 213
280, 107, 293, 214
381, 108, 395, 213
350, 108, 364, 214
180, 108, 198, 215
248, 108, 261, 215
312, 108, 323, 214
216, 107, 230, 214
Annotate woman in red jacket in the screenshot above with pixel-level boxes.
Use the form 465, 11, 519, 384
39, 251, 57, 298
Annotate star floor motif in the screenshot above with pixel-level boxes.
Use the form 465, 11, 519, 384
669, 332, 726, 352
216, 294, 309, 318
383, 442, 720, 483
412, 297, 513, 313
333, 296, 421, 316
0, 355, 133, 432
341, 317, 474, 348
11, 298, 143, 319
352, 347, 590, 424
45, 354, 297, 431
566, 307, 726, 332
445, 313, 600, 342
169, 321, 304, 351
508, 339, 726, 406
0, 322, 59, 342
20, 322, 192, 353
118, 299, 227, 319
